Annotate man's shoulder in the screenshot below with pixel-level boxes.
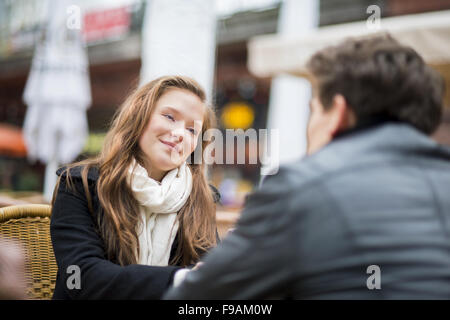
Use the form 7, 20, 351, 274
261, 154, 335, 191
266, 122, 450, 193
260, 124, 435, 190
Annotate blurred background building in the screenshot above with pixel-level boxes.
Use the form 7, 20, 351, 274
1, 0, 450, 210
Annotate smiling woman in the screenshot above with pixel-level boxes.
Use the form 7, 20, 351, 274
49, 75, 221, 299
139, 89, 205, 181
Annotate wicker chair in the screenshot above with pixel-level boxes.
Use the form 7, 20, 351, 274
0, 204, 57, 299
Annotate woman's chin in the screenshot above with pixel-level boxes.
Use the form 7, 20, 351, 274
165, 151, 186, 166
150, 148, 186, 170
154, 158, 181, 172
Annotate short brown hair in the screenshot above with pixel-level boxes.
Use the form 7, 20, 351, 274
306, 33, 445, 134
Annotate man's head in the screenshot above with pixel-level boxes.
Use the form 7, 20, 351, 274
305, 33, 445, 154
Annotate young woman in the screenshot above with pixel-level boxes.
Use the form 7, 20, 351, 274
50, 75, 220, 299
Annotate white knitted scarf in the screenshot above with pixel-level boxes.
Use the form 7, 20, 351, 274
127, 159, 192, 266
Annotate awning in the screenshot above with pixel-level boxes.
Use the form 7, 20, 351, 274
248, 9, 450, 78
0, 123, 27, 157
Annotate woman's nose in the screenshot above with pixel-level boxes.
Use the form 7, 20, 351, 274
171, 128, 184, 142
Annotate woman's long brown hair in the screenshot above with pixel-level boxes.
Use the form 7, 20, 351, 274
52, 76, 217, 266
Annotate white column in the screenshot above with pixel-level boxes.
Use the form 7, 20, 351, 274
265, 0, 319, 168
140, 0, 216, 100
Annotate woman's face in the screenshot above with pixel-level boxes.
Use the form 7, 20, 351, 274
139, 88, 205, 180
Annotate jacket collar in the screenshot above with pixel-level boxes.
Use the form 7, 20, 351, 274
313, 119, 450, 171
56, 165, 100, 181
333, 115, 400, 141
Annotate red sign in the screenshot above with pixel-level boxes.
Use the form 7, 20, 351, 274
83, 7, 131, 43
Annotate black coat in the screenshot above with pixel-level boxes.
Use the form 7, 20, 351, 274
50, 165, 220, 300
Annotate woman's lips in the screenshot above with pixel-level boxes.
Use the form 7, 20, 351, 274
160, 140, 181, 152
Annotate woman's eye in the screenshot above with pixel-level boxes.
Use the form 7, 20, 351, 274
187, 128, 196, 135
163, 114, 175, 121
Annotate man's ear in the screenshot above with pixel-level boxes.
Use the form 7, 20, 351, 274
329, 94, 354, 137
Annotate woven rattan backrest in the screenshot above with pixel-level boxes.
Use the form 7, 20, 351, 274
0, 204, 56, 299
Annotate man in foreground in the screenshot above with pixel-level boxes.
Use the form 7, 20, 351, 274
164, 34, 450, 299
